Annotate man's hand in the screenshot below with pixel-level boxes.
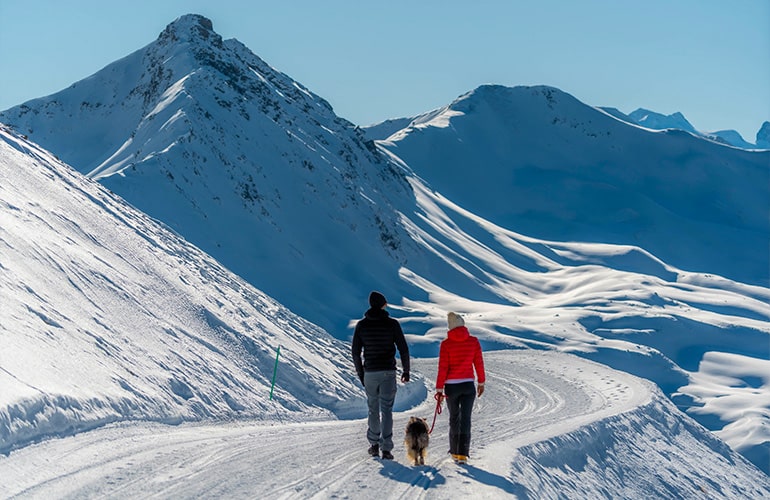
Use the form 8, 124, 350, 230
477, 384, 485, 398
401, 372, 410, 383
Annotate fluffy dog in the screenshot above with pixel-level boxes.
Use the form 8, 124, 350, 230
404, 416, 430, 465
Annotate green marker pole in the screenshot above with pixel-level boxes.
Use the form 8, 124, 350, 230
269, 345, 281, 400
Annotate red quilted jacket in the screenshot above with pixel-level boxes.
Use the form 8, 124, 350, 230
436, 326, 486, 390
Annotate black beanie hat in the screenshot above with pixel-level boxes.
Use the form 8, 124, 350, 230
369, 291, 387, 309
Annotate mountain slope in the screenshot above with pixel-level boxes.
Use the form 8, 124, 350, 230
0, 125, 365, 454
377, 84, 770, 287
0, 14, 416, 333
392, 173, 770, 473
5, 123, 766, 493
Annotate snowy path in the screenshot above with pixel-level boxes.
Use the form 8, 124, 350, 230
1, 351, 651, 498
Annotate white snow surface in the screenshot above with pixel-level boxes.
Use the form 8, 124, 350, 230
1, 14, 415, 337
1, 126, 769, 496
1, 13, 769, 481
2, 354, 768, 499
0, 125, 364, 453
377, 85, 770, 288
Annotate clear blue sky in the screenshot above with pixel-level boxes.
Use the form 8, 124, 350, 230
1, 0, 768, 140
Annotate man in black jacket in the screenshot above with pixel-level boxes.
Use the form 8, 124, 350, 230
352, 291, 410, 460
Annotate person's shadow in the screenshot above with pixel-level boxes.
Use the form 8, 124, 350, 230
378, 460, 446, 489
456, 463, 530, 498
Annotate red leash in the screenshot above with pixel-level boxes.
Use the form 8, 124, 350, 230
429, 393, 443, 434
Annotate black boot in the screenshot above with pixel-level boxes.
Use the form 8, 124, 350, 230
368, 444, 379, 457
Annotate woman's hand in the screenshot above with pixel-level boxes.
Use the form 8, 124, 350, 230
477, 384, 485, 398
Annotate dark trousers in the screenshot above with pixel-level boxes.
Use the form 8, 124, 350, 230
445, 381, 475, 456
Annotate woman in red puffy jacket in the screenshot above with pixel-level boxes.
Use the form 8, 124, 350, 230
435, 312, 486, 463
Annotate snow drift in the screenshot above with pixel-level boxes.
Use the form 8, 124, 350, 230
0, 125, 364, 454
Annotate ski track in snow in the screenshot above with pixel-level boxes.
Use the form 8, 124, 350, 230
0, 351, 650, 498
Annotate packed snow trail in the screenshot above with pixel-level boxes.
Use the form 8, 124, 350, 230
2, 351, 767, 499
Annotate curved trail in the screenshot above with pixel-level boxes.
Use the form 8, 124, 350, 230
1, 351, 650, 498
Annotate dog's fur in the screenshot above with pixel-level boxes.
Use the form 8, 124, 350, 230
404, 416, 430, 465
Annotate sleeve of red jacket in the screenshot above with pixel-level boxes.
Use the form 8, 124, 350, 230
474, 338, 486, 384
436, 341, 449, 391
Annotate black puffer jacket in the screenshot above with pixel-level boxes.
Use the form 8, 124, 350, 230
352, 308, 410, 382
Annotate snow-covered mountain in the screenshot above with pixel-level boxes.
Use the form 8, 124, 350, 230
371, 105, 769, 151
374, 85, 770, 288
1, 14, 769, 476
757, 121, 770, 149
0, 14, 417, 334
628, 108, 699, 134
6, 123, 767, 498
605, 107, 766, 149
362, 116, 415, 142
0, 124, 366, 454
705, 128, 759, 150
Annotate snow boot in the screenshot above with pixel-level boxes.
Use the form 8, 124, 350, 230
368, 444, 379, 457
381, 450, 394, 460
452, 454, 468, 464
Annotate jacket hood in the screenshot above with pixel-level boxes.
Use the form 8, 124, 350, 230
447, 325, 470, 341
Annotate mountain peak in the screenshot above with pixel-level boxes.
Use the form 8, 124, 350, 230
158, 14, 221, 47
756, 120, 770, 148
448, 84, 580, 116
463, 84, 566, 105
628, 108, 697, 134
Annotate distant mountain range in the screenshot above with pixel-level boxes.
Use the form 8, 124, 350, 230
367, 103, 770, 151
1, 14, 768, 473
608, 107, 768, 149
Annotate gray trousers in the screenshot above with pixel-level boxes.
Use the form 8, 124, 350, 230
364, 370, 397, 452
